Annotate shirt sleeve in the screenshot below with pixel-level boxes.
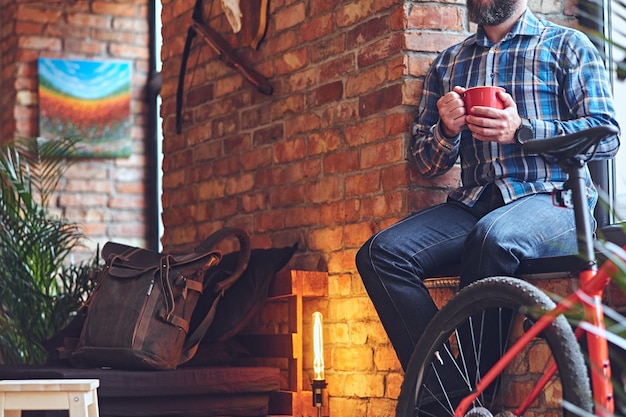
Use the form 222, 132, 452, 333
534, 31, 620, 160
408, 57, 462, 178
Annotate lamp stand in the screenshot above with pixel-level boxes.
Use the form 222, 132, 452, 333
311, 379, 327, 417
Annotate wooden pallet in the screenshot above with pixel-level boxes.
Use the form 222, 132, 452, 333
236, 269, 329, 417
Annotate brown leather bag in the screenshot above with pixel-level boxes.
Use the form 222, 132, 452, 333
72, 228, 250, 370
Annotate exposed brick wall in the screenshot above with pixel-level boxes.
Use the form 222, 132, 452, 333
158, 0, 578, 415
0, 0, 152, 259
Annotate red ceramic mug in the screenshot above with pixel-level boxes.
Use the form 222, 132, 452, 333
463, 86, 506, 115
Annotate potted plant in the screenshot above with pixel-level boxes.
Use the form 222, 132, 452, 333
0, 136, 96, 365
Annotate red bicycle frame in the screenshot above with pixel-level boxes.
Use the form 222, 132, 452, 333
453, 253, 622, 417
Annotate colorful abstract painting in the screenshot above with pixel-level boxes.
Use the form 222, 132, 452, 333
38, 57, 132, 158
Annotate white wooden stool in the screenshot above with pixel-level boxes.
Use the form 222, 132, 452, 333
0, 379, 99, 417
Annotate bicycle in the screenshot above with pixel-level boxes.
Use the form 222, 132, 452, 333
394, 125, 626, 417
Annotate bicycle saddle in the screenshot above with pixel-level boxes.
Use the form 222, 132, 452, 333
523, 125, 619, 162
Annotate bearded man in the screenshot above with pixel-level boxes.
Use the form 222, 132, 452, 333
356, 0, 620, 375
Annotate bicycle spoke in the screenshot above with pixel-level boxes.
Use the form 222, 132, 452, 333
396, 277, 592, 417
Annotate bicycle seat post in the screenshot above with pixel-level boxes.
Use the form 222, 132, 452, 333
563, 157, 598, 272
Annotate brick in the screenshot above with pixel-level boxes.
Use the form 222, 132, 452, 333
264, 30, 299, 55
284, 113, 320, 137
290, 157, 323, 182
385, 111, 414, 136
327, 321, 351, 344
345, 117, 386, 146
346, 64, 387, 98
385, 372, 404, 399
300, 14, 333, 43
406, 4, 464, 31
283, 66, 320, 93
268, 184, 306, 207
344, 221, 377, 248
320, 100, 360, 127
309, 80, 343, 108
357, 32, 403, 68
17, 6, 62, 24
346, 171, 380, 197
225, 172, 255, 195
403, 77, 423, 106
327, 397, 368, 417
346, 15, 389, 49
320, 199, 362, 224
328, 292, 376, 322
253, 123, 284, 146
359, 83, 404, 118
241, 106, 270, 130
285, 206, 322, 227
224, 133, 252, 153
92, 2, 139, 17
18, 35, 61, 51
361, 191, 406, 218
241, 147, 273, 171
215, 73, 244, 97
270, 94, 305, 120
374, 344, 402, 371
254, 210, 286, 232
241, 192, 267, 212
308, 227, 343, 251
334, 346, 374, 372
328, 273, 352, 297
324, 149, 359, 174
274, 2, 306, 32
198, 178, 226, 200
319, 54, 355, 80
381, 163, 410, 191
212, 197, 239, 219
15, 21, 44, 35
406, 31, 468, 53
273, 137, 307, 162
275, 46, 309, 75
360, 138, 404, 169
66, 13, 110, 29
110, 43, 150, 59
308, 129, 343, 155
343, 373, 386, 397
336, 0, 373, 28
213, 154, 242, 176
311, 33, 346, 63
112, 17, 149, 32
307, 176, 342, 203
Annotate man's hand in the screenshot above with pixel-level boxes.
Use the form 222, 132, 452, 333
465, 91, 522, 144
437, 86, 467, 138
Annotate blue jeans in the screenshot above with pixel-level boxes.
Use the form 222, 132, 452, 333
355, 186, 582, 370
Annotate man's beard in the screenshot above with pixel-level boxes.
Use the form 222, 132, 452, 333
467, 0, 518, 26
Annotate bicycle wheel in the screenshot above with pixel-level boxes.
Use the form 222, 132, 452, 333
396, 276, 592, 417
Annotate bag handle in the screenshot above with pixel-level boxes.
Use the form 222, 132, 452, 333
178, 227, 251, 365
193, 227, 251, 293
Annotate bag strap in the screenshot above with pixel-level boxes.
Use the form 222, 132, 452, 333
178, 227, 251, 365
193, 227, 251, 293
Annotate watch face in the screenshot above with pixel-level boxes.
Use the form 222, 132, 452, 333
517, 125, 533, 144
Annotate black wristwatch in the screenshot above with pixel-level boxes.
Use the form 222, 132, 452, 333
514, 119, 534, 145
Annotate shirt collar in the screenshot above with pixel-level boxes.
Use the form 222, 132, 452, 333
471, 8, 545, 47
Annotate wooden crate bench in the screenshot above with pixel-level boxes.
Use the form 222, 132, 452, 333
0, 270, 329, 417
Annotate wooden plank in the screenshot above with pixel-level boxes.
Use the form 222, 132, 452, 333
270, 270, 328, 298
268, 390, 294, 415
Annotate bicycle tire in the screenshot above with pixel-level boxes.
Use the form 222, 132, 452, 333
396, 276, 592, 417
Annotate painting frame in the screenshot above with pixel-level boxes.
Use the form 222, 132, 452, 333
38, 57, 133, 158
